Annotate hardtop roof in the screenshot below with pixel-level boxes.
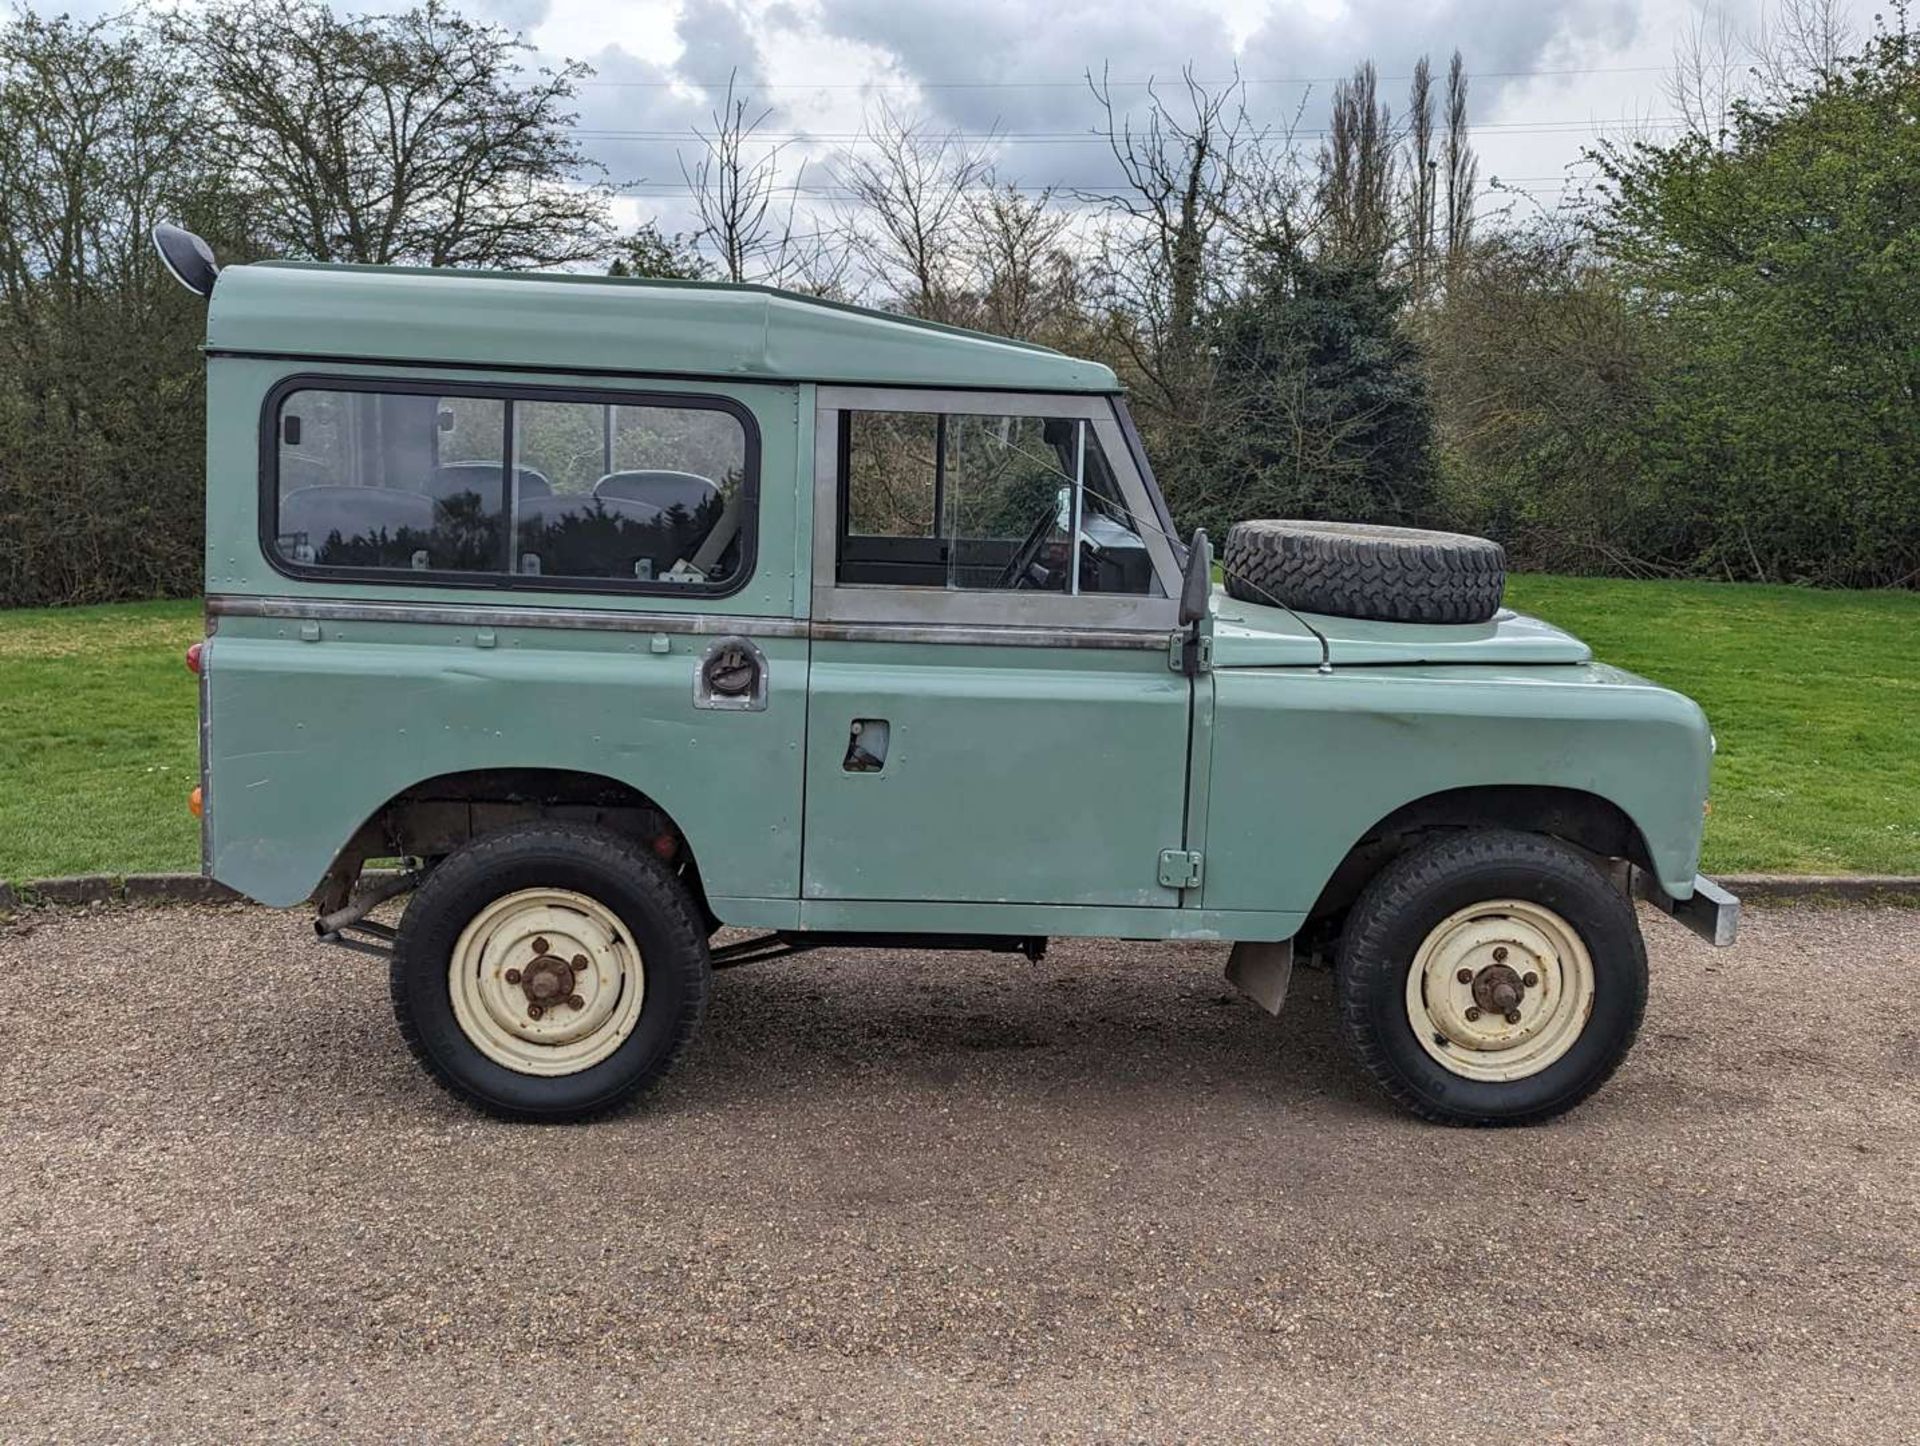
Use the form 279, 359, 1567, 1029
206, 261, 1121, 394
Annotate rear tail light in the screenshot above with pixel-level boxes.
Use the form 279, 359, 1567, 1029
188, 786, 203, 818
185, 641, 204, 675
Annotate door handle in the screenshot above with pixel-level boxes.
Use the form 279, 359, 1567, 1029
843, 719, 890, 772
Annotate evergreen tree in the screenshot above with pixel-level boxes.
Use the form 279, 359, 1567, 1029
1181, 248, 1436, 536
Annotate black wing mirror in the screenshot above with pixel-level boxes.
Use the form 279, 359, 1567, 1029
152, 223, 219, 298
1178, 528, 1212, 626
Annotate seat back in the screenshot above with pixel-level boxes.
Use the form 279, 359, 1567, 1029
280, 485, 435, 551
427, 462, 551, 502
592, 469, 718, 516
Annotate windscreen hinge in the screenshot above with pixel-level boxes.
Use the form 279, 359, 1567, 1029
1168, 630, 1212, 674
1158, 849, 1205, 890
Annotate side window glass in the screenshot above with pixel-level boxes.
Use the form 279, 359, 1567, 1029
942, 413, 1072, 591
834, 407, 1160, 596
845, 410, 938, 538
270, 385, 752, 590
511, 399, 745, 584
274, 389, 504, 572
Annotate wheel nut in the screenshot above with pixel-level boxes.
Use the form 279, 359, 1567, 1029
505, 968, 522, 985
571, 955, 588, 973
1505, 1009, 1523, 1025
533, 937, 549, 955
1456, 968, 1474, 984
1465, 1006, 1482, 1022
527, 1002, 544, 1020
1493, 946, 1508, 962
567, 994, 584, 1010
1523, 971, 1539, 988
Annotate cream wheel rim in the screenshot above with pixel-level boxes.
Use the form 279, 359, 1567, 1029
448, 888, 645, 1076
1405, 899, 1596, 1082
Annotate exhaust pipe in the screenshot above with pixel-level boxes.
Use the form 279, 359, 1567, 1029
314, 870, 419, 938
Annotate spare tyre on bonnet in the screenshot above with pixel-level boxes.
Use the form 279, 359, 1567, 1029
1222, 519, 1507, 624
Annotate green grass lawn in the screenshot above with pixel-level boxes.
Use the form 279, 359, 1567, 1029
0, 600, 204, 882
1, 577, 1917, 882
1504, 575, 1920, 875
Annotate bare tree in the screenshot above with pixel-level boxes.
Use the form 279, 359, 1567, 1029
1755, 0, 1853, 86
1443, 51, 1478, 278
1404, 57, 1437, 299
1081, 65, 1253, 412
834, 101, 994, 321
1319, 61, 1397, 264
1667, 3, 1743, 142
964, 183, 1080, 341
682, 74, 795, 283
1226, 88, 1314, 259
173, 0, 611, 269
1666, 1, 1855, 148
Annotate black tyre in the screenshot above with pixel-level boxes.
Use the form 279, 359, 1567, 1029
390, 822, 710, 1122
1334, 829, 1647, 1126
1222, 520, 1506, 624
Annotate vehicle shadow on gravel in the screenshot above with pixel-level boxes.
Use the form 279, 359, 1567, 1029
249, 936, 1377, 1123
673, 943, 1369, 1114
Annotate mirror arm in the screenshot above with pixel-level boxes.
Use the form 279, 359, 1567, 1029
1177, 528, 1211, 676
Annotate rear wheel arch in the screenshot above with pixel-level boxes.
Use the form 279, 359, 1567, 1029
313, 767, 714, 927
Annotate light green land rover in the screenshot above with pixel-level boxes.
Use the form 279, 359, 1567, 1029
158, 223, 1736, 1127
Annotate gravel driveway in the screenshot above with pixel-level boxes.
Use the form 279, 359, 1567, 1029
1, 901, 1915, 1443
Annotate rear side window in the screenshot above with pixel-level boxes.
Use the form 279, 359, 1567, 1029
269, 382, 754, 592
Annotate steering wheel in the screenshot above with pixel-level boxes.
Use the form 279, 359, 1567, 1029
994, 503, 1060, 590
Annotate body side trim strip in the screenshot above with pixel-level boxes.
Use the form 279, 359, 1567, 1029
206, 594, 1169, 651
207, 594, 810, 638
808, 620, 1165, 651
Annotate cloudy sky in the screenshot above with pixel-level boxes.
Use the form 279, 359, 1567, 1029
483, 0, 1873, 240
46, 0, 1882, 243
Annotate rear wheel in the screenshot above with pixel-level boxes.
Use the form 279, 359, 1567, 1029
1335, 829, 1646, 1125
390, 823, 710, 1121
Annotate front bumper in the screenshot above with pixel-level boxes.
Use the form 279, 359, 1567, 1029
1634, 869, 1740, 947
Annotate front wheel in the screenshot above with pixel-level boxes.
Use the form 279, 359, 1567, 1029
1335, 829, 1647, 1126
390, 823, 711, 1121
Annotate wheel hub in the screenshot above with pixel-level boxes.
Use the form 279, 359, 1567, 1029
507, 938, 588, 1015
1471, 962, 1526, 1017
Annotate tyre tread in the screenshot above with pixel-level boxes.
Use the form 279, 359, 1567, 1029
389, 822, 711, 1123
1222, 519, 1506, 624
1334, 828, 1647, 1127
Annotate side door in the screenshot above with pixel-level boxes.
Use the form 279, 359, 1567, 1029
801, 387, 1192, 910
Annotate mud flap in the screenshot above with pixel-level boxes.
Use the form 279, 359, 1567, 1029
1225, 939, 1295, 1016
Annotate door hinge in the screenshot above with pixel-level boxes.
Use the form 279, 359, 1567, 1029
1168, 630, 1212, 674
1158, 849, 1204, 890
